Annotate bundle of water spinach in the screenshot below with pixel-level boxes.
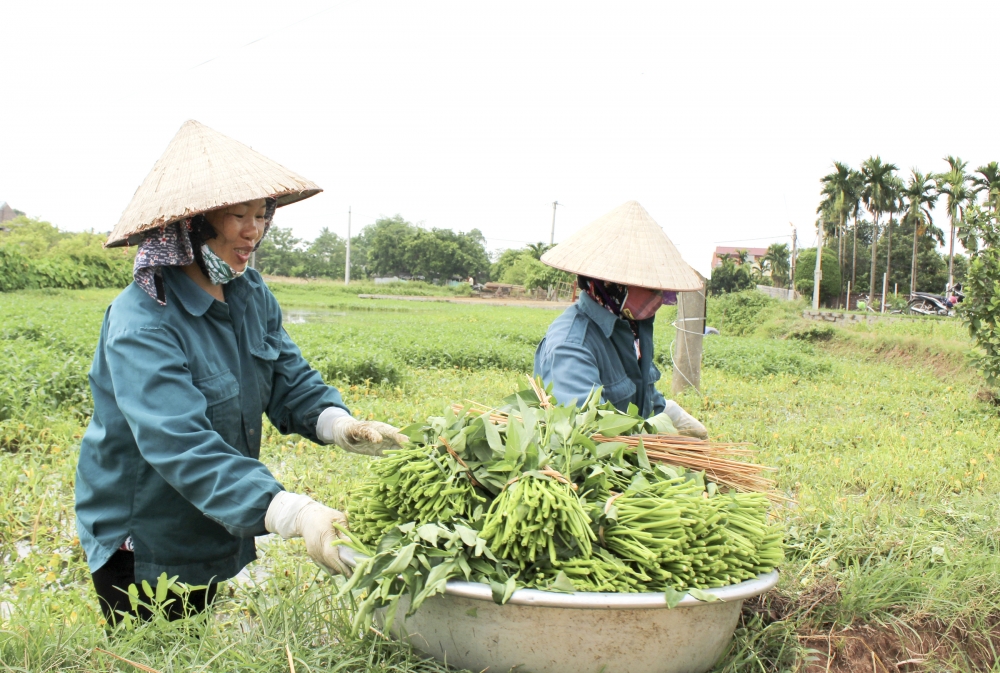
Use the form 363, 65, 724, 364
335, 384, 783, 633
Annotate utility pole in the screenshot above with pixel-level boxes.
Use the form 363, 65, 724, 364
789, 222, 797, 297
345, 207, 351, 285
549, 201, 560, 246
813, 219, 823, 310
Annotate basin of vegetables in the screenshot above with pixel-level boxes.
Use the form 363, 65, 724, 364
334, 383, 784, 673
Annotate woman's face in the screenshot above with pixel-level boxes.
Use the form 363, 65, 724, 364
203, 199, 267, 271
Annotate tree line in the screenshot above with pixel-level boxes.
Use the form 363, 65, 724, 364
256, 215, 573, 288
255, 215, 491, 283
709, 156, 985, 303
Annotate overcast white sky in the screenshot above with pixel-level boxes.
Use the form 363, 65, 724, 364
3, 1, 997, 275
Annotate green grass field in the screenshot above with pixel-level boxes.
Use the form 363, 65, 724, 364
1, 285, 997, 672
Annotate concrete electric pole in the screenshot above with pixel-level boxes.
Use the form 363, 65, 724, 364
789, 223, 797, 295
345, 207, 351, 285
812, 220, 823, 310
549, 201, 560, 246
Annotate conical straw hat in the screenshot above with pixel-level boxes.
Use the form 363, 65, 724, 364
105, 120, 322, 248
540, 200, 702, 291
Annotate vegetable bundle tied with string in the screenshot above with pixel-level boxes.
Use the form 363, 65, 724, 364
334, 380, 784, 635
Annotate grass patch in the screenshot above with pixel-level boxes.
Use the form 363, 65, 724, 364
1, 285, 999, 671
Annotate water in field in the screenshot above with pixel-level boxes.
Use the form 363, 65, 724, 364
283, 309, 346, 324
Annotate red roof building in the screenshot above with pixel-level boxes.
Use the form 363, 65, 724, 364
711, 246, 769, 269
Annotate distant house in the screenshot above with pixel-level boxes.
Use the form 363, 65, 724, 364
710, 246, 769, 269
0, 202, 18, 224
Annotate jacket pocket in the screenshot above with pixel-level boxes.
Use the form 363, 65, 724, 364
604, 375, 637, 410
193, 369, 241, 448
249, 330, 281, 407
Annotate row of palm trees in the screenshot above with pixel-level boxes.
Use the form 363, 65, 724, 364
817, 156, 999, 299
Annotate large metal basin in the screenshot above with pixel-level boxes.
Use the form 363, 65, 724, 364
340, 548, 778, 673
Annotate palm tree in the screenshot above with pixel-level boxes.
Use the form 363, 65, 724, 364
973, 161, 1000, 213
901, 170, 938, 294
882, 174, 904, 297
936, 156, 974, 289
848, 170, 864, 299
762, 242, 791, 288
861, 156, 900, 306
819, 162, 860, 273
525, 242, 551, 260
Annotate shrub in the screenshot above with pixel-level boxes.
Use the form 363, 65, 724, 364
699, 337, 831, 379
957, 205, 1000, 385
706, 291, 780, 337
793, 247, 841, 305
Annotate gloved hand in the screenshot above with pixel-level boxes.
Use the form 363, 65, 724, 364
644, 411, 678, 435
265, 491, 351, 576
662, 400, 708, 439
316, 407, 407, 456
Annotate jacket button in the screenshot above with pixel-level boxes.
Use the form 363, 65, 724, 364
249, 429, 255, 435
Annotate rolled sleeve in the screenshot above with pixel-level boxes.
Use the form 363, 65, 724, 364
106, 327, 281, 538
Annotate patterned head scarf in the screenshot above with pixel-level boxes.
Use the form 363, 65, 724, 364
578, 276, 665, 359
133, 198, 275, 305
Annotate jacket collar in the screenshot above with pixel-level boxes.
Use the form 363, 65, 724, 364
577, 291, 657, 338
577, 292, 619, 338
163, 266, 260, 317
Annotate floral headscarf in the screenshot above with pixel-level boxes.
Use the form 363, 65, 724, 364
579, 276, 641, 357
133, 199, 275, 305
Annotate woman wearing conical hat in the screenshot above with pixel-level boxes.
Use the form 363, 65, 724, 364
534, 201, 708, 438
75, 121, 405, 624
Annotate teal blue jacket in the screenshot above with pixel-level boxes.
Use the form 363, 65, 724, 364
75, 267, 348, 585
534, 293, 666, 418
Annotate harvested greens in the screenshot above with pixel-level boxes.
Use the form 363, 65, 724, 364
335, 383, 783, 632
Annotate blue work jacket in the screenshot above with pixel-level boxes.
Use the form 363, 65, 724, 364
75, 266, 348, 585
534, 292, 666, 418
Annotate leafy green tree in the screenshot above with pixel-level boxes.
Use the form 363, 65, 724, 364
955, 204, 1000, 385
973, 161, 1000, 213
707, 255, 754, 295
254, 226, 304, 277
491, 248, 525, 281
937, 156, 975, 288
303, 227, 346, 279
861, 157, 899, 306
793, 247, 841, 305
0, 216, 133, 290
366, 216, 418, 278
901, 170, 938, 294
0, 215, 69, 256
819, 162, 862, 280
761, 243, 791, 288
525, 242, 552, 260
364, 216, 490, 282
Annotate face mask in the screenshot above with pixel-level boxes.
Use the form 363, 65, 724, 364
200, 244, 245, 285
621, 285, 663, 321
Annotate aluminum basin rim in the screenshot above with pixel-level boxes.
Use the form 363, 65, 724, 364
339, 548, 778, 609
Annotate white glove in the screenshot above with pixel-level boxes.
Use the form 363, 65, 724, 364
265, 491, 350, 576
316, 407, 407, 456
662, 400, 708, 440
645, 411, 678, 435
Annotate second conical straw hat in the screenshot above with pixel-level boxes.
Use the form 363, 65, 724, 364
105, 120, 322, 248
540, 200, 702, 291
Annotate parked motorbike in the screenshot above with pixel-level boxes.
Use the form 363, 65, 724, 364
907, 284, 964, 316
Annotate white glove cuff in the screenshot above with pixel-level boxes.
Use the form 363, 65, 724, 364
316, 407, 351, 444
264, 491, 316, 539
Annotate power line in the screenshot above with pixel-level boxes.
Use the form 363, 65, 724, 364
191, 0, 355, 69
712, 233, 793, 244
